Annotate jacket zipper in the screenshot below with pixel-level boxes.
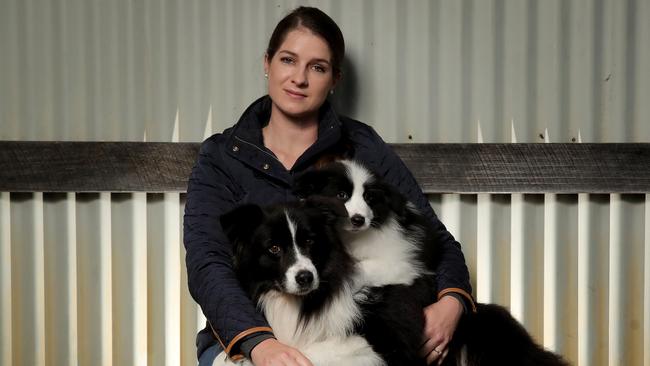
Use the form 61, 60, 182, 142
234, 135, 282, 164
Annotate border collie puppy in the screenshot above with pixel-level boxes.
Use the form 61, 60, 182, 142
213, 199, 385, 366
294, 160, 440, 289
293, 160, 569, 366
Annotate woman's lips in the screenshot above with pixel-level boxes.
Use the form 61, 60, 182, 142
284, 89, 307, 98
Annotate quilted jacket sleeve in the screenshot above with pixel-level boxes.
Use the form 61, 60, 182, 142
184, 138, 272, 359
359, 128, 475, 311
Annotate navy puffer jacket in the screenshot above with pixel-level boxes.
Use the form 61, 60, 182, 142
184, 95, 474, 361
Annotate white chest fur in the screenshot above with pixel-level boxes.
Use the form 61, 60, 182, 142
342, 217, 427, 288
257, 282, 362, 347
212, 282, 385, 366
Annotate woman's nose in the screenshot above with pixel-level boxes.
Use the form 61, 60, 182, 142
291, 67, 308, 87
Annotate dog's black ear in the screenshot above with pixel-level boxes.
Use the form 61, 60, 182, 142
385, 183, 409, 216
293, 170, 330, 199
220, 204, 264, 246
365, 181, 408, 216
302, 196, 348, 226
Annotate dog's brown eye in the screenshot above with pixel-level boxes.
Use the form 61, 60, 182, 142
304, 239, 314, 245
268, 245, 281, 255
336, 191, 349, 200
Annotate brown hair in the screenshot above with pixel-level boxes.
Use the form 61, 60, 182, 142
266, 6, 345, 77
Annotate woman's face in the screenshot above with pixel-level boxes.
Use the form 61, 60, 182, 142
265, 27, 339, 121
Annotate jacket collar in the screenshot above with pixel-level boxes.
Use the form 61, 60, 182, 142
225, 95, 343, 184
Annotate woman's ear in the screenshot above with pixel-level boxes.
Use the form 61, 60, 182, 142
263, 53, 270, 75
331, 70, 342, 90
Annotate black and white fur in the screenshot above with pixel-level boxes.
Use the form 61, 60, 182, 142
213, 199, 385, 366
296, 160, 440, 289
293, 159, 569, 366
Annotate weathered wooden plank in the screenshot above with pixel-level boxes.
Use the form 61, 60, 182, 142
391, 143, 650, 194
0, 141, 648, 193
0, 142, 199, 192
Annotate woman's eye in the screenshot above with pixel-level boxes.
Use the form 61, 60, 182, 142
268, 245, 281, 255
280, 57, 294, 64
312, 64, 326, 73
336, 191, 349, 200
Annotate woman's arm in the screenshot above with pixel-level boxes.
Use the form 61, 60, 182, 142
184, 138, 273, 360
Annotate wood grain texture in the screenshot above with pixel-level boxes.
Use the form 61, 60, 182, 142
391, 143, 650, 194
0, 142, 199, 192
1, 142, 648, 193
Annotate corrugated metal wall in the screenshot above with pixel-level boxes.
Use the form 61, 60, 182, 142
1, 1, 649, 366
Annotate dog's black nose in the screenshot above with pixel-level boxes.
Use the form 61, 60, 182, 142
296, 270, 314, 286
350, 214, 365, 227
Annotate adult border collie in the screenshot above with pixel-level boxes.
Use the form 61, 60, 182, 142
213, 199, 385, 366
293, 159, 569, 366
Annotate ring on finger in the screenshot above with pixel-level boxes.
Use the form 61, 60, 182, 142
432, 348, 442, 355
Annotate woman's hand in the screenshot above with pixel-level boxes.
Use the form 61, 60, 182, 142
250, 338, 314, 366
419, 295, 463, 365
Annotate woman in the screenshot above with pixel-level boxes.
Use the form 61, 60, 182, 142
184, 6, 474, 366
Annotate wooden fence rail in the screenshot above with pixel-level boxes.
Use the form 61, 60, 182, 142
1, 141, 649, 193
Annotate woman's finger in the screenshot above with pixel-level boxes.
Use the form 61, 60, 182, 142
436, 347, 449, 366
424, 344, 443, 365
419, 337, 436, 357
